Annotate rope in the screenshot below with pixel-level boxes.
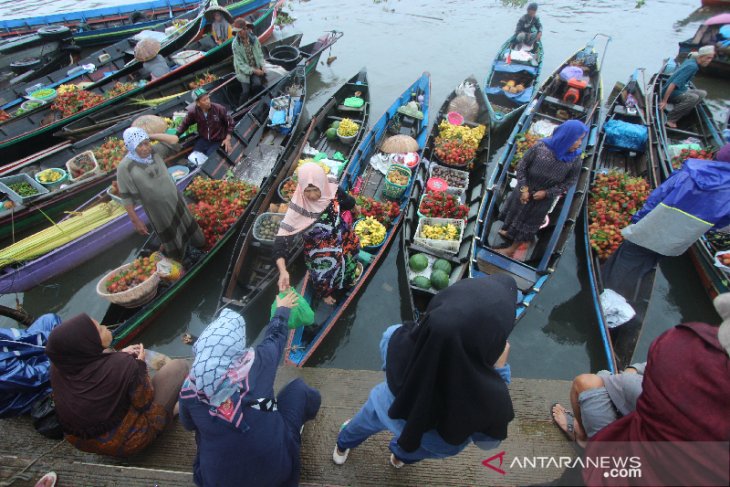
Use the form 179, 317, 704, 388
0, 439, 64, 487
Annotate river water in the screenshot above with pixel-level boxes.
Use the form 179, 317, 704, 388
0, 0, 727, 379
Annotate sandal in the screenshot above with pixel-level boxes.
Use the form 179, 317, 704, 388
34, 472, 57, 487
550, 403, 585, 449
390, 453, 405, 469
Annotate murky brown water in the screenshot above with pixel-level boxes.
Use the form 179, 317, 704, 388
1, 0, 727, 378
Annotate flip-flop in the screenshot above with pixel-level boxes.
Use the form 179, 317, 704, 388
34, 472, 57, 487
551, 403, 582, 447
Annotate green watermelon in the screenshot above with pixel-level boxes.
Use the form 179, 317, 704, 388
430, 269, 450, 290
432, 259, 452, 274
325, 127, 338, 141
411, 276, 432, 289
409, 253, 429, 272
331, 120, 341, 130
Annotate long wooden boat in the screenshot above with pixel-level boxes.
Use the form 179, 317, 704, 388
470, 36, 608, 321
583, 71, 661, 373
0, 66, 305, 296
0, 2, 278, 164
218, 69, 370, 313
650, 65, 728, 299
484, 35, 543, 128
676, 14, 730, 78
283, 72, 431, 367
0, 0, 201, 45
401, 76, 490, 315
108, 66, 307, 347
0, 27, 77, 89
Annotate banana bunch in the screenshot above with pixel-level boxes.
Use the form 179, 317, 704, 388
337, 118, 359, 137
163, 117, 174, 128
297, 159, 330, 174
421, 223, 459, 241
437, 120, 486, 149
355, 217, 386, 247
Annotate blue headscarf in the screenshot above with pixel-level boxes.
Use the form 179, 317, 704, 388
542, 119, 589, 162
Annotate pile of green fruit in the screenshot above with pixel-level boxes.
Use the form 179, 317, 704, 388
325, 120, 341, 141
255, 213, 284, 242
408, 252, 452, 291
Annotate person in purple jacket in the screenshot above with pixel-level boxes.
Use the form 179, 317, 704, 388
602, 143, 730, 299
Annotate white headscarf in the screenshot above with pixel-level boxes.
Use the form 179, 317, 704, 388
123, 127, 153, 164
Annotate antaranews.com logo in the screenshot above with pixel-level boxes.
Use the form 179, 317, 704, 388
483, 451, 641, 479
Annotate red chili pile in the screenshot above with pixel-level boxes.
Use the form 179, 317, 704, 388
418, 191, 468, 220
105, 255, 158, 294
185, 178, 259, 250
588, 171, 651, 260
352, 195, 401, 226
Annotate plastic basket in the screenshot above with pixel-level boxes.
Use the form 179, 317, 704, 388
65, 151, 101, 182
106, 186, 124, 205
96, 263, 160, 308
278, 176, 296, 202
253, 212, 286, 245
382, 164, 411, 200
416, 193, 465, 220
354, 218, 386, 252
34, 168, 68, 189
447, 111, 464, 125
0, 173, 49, 204
429, 164, 469, 197
28, 88, 57, 102
413, 217, 464, 255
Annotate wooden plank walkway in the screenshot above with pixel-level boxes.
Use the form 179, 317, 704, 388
0, 368, 575, 486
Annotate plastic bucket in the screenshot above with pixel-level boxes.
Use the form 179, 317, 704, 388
447, 111, 464, 125
268, 45, 301, 71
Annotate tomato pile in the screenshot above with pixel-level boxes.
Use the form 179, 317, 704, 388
418, 191, 468, 220
185, 178, 259, 250
588, 171, 651, 260
671, 147, 715, 171
510, 132, 542, 170
94, 137, 127, 172
105, 255, 159, 294
352, 195, 401, 226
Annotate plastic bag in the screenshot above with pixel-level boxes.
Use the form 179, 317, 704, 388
604, 119, 648, 152
343, 96, 364, 108
270, 288, 315, 329
156, 257, 184, 283
455, 81, 477, 98
600, 289, 636, 328
529, 119, 558, 138
369, 152, 393, 175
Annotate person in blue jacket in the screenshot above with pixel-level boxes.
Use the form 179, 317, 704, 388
602, 144, 730, 299
179, 296, 321, 487
332, 276, 515, 468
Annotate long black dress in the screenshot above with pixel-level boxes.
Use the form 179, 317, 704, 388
500, 142, 581, 242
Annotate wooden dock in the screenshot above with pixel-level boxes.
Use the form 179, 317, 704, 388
0, 368, 575, 486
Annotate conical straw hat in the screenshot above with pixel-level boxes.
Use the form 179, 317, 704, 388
380, 134, 419, 154
204, 5, 233, 24
135, 38, 162, 62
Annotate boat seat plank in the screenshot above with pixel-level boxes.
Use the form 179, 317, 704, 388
543, 95, 586, 114
475, 247, 537, 291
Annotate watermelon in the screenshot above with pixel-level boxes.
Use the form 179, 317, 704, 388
432, 259, 452, 274
325, 127, 338, 141
409, 253, 429, 272
430, 269, 450, 290
411, 276, 431, 289
331, 120, 341, 130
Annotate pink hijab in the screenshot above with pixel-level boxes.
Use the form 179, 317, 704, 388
277, 162, 338, 237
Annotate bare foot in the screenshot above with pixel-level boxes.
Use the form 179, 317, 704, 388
498, 229, 510, 239
323, 296, 336, 306
666, 120, 678, 128
551, 403, 586, 448
494, 247, 514, 258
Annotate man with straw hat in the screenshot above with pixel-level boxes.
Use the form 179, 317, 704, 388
134, 38, 171, 81
232, 18, 265, 106
659, 45, 715, 128
175, 88, 234, 156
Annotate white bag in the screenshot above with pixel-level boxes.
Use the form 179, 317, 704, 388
600, 289, 636, 329
188, 151, 208, 166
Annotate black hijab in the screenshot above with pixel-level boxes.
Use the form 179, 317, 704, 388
386, 275, 517, 452
46, 314, 147, 438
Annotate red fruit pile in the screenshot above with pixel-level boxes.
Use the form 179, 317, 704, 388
352, 195, 401, 226
280, 178, 297, 201
434, 138, 476, 168
106, 82, 136, 99
588, 171, 651, 260
105, 255, 159, 294
185, 178, 259, 250
189, 73, 218, 90
52, 89, 105, 117
418, 191, 468, 220
671, 147, 715, 171
94, 137, 127, 172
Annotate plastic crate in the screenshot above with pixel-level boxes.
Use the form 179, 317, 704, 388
0, 173, 49, 205
413, 217, 464, 255
65, 151, 101, 182
406, 251, 460, 295
253, 212, 286, 245
429, 164, 469, 197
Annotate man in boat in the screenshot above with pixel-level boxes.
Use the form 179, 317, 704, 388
601, 144, 730, 300
232, 18, 266, 106
175, 88, 234, 156
659, 45, 715, 129
514, 3, 542, 48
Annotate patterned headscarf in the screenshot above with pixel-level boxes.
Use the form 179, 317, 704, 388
542, 119, 589, 163
180, 309, 255, 427
123, 127, 153, 165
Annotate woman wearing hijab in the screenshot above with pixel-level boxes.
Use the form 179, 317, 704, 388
274, 162, 360, 306
332, 276, 517, 467
45, 314, 189, 457
582, 293, 730, 486
116, 127, 205, 261
179, 296, 321, 487
495, 119, 588, 259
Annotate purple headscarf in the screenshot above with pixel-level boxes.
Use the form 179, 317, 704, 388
542, 119, 589, 162
716, 144, 730, 163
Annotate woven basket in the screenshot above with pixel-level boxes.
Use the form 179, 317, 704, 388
96, 263, 160, 308
382, 165, 411, 200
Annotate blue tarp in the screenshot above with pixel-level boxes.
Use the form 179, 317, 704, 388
604, 119, 648, 152
493, 61, 538, 75
485, 85, 534, 104
0, 314, 62, 418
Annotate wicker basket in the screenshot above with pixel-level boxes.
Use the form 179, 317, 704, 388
382, 164, 411, 200
96, 263, 160, 308
413, 217, 464, 255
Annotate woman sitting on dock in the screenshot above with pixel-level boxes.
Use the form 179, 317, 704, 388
495, 119, 588, 260
179, 296, 321, 487
45, 314, 190, 458
274, 162, 360, 306
332, 276, 515, 467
